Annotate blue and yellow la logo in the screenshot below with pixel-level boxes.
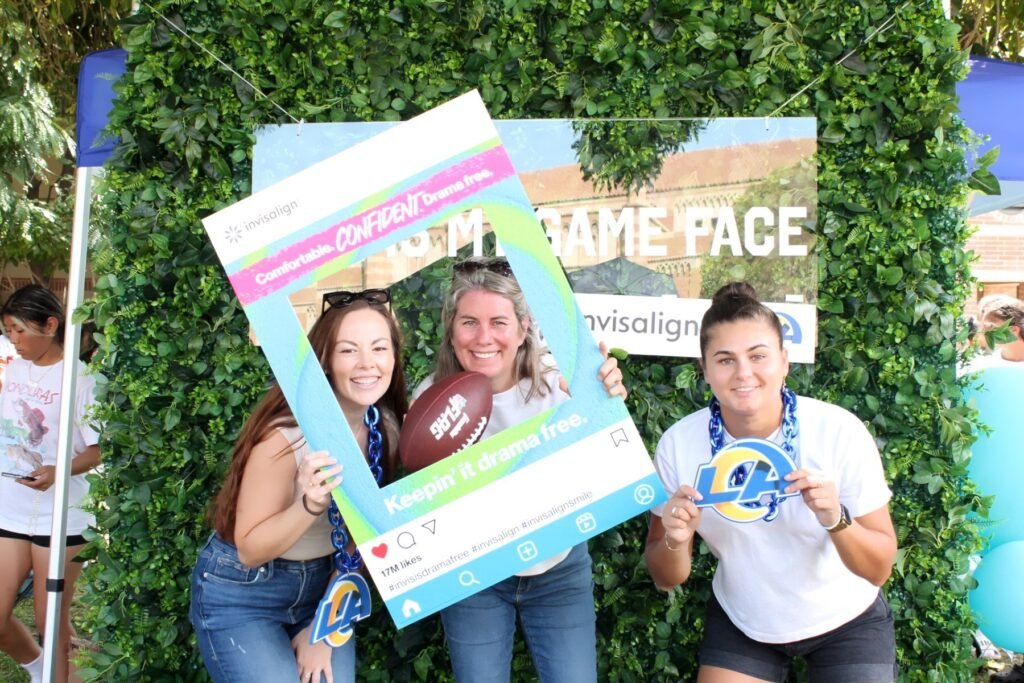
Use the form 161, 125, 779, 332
693, 438, 798, 523
311, 573, 372, 647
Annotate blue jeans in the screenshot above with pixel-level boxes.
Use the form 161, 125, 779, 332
440, 543, 597, 683
189, 534, 355, 683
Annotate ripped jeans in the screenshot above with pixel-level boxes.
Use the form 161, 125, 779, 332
189, 534, 355, 683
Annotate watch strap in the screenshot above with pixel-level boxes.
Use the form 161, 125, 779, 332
825, 504, 851, 533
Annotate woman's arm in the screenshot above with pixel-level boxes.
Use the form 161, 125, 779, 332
785, 469, 897, 586
828, 506, 897, 586
72, 444, 101, 475
234, 431, 341, 567
22, 444, 102, 491
643, 485, 703, 590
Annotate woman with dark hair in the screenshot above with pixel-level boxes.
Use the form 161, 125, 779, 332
0, 284, 101, 683
644, 282, 898, 683
190, 289, 408, 683
415, 256, 625, 683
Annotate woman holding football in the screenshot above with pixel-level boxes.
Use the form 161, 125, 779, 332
190, 289, 407, 683
644, 282, 898, 683
415, 256, 625, 683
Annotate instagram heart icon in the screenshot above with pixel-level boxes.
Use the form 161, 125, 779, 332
371, 543, 388, 558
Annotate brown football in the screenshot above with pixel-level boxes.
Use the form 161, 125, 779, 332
399, 371, 493, 472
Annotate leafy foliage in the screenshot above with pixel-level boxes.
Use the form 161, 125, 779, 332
0, 4, 74, 276
80, 1, 983, 681
955, 0, 1024, 61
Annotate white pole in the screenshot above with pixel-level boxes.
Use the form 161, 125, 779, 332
42, 164, 94, 682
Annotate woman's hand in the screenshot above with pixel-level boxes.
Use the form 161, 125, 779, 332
21, 465, 55, 491
298, 451, 343, 513
784, 468, 841, 528
662, 484, 703, 548
292, 625, 334, 683
597, 342, 627, 399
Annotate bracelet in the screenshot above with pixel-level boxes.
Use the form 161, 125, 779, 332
301, 493, 326, 516
664, 535, 684, 552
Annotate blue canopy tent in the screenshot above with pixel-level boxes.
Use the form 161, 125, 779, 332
958, 56, 1024, 215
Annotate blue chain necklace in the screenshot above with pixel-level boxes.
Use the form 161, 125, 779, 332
708, 387, 799, 521
310, 405, 383, 646
326, 405, 384, 573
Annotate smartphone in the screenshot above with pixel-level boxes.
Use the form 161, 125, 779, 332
2, 472, 37, 481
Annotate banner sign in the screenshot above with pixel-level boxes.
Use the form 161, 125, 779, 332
202, 91, 664, 627
254, 117, 818, 361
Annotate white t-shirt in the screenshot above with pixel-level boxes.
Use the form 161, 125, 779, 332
962, 350, 1022, 375
415, 371, 572, 575
652, 395, 892, 643
0, 334, 17, 388
0, 357, 99, 535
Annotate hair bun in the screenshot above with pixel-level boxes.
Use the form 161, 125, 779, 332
711, 282, 758, 307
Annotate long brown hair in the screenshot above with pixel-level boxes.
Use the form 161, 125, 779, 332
209, 299, 408, 541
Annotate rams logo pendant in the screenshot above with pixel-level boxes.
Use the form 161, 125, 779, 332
310, 573, 372, 647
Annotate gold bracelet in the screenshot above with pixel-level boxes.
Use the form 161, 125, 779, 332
664, 535, 684, 552
301, 493, 326, 516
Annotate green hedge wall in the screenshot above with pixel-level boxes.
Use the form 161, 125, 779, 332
80, 1, 984, 680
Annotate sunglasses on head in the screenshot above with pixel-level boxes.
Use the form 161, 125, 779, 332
321, 288, 391, 313
452, 258, 514, 279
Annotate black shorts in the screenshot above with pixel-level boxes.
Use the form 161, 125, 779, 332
0, 527, 88, 549
700, 590, 897, 683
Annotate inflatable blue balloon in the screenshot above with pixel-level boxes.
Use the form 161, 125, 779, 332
965, 366, 1024, 549
970, 539, 1024, 651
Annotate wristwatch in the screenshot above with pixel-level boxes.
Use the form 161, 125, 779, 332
825, 504, 851, 533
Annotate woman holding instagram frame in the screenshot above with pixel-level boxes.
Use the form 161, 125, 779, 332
413, 256, 626, 683
644, 282, 897, 683
0, 284, 101, 683
190, 289, 407, 683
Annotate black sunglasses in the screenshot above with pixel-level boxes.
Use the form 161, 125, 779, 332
321, 288, 391, 313
452, 258, 514, 278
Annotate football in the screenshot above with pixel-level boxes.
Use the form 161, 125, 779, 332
399, 371, 493, 472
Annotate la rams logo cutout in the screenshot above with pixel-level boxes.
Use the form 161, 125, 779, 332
311, 573, 372, 647
693, 438, 798, 523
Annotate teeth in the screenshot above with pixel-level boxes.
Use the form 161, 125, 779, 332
352, 378, 378, 386
472, 351, 498, 359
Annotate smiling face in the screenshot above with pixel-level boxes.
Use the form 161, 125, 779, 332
450, 289, 528, 394
328, 307, 396, 413
701, 318, 789, 437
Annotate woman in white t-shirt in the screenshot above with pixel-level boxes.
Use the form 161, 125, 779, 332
414, 257, 625, 683
0, 284, 100, 683
644, 282, 898, 683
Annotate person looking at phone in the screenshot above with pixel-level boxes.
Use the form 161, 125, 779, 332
0, 284, 101, 683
